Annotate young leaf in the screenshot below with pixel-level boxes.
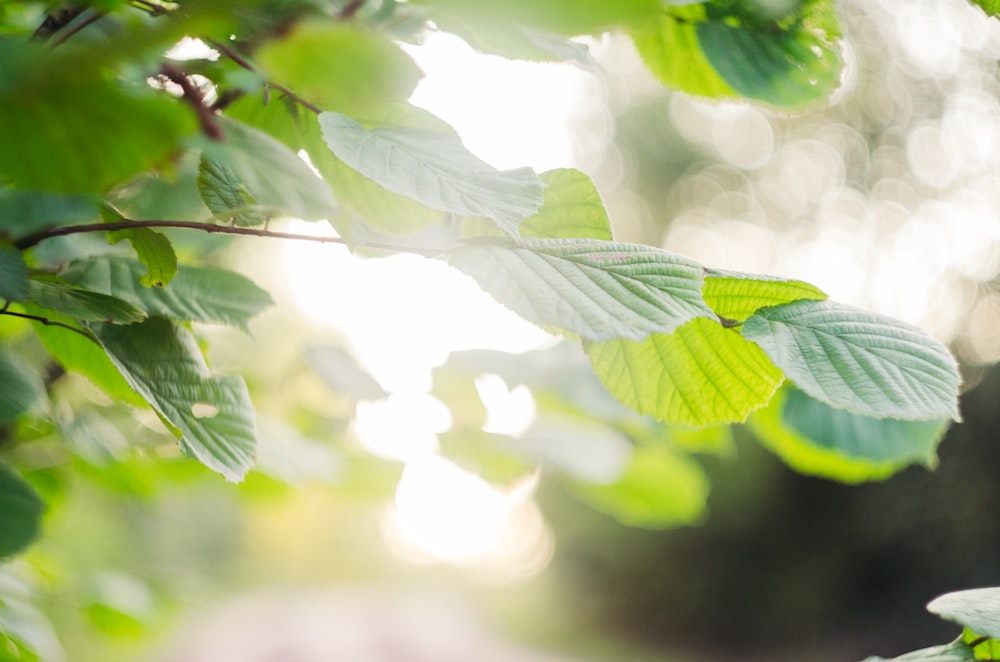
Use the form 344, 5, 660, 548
703, 269, 827, 322
741, 299, 962, 422
60, 256, 273, 331
319, 111, 544, 237
928, 588, 1000, 641
27, 281, 146, 324
748, 386, 949, 483
0, 246, 28, 301
586, 317, 784, 426
0, 461, 45, 559
92, 316, 257, 482
106, 226, 178, 288
197, 155, 269, 227
519, 169, 614, 240
449, 238, 714, 341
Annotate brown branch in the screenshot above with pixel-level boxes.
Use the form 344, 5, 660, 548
338, 0, 366, 20
160, 63, 224, 141
0, 310, 98, 343
32, 4, 86, 41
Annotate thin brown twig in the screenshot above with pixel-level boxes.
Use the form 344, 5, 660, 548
0, 310, 98, 342
49, 9, 107, 47
160, 63, 224, 140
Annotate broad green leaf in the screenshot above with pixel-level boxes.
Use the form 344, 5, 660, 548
703, 268, 827, 322
519, 169, 613, 240
741, 299, 961, 421
861, 640, 976, 662
929, 589, 1000, 641
971, 0, 1000, 16
0, 188, 98, 237
26, 303, 145, 407
197, 155, 269, 227
256, 21, 422, 114
587, 317, 784, 426
61, 256, 273, 332
0, 353, 42, 425
570, 445, 708, 529
0, 246, 28, 301
106, 227, 178, 288
412, 0, 659, 35
319, 111, 544, 237
198, 118, 338, 222
223, 93, 304, 152
106, 151, 212, 222
92, 316, 256, 482
27, 280, 146, 324
449, 238, 713, 341
0, 461, 44, 559
748, 387, 948, 483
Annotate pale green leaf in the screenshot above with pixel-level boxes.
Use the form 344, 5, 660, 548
520, 169, 613, 240
92, 316, 256, 482
929, 589, 1000, 641
60, 256, 273, 332
319, 111, 544, 237
196, 155, 269, 227
256, 21, 422, 114
748, 387, 949, 483
305, 346, 387, 401
586, 317, 784, 426
703, 268, 827, 322
742, 299, 961, 421
512, 415, 633, 484
0, 188, 98, 237
861, 640, 976, 662
0, 353, 42, 425
0, 246, 28, 301
0, 461, 44, 559
570, 445, 708, 529
432, 15, 592, 63
449, 238, 714, 341
198, 118, 338, 222
411, 0, 659, 35
27, 280, 146, 324
106, 227, 178, 288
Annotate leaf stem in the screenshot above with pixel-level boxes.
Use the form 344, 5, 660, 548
0, 310, 99, 343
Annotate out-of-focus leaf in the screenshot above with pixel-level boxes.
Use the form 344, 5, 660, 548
928, 588, 1000, 641
742, 299, 961, 421
223, 93, 303, 152
106, 151, 212, 222
0, 246, 28, 301
411, 0, 659, 35
0, 188, 98, 237
27, 280, 145, 324
305, 346, 387, 401
93, 316, 257, 482
257, 21, 422, 114
519, 169, 613, 240
587, 318, 783, 426
106, 227, 178, 288
197, 155, 269, 227
433, 15, 592, 63
512, 415, 633, 484
0, 353, 42, 425
860, 639, 976, 662
571, 445, 708, 529
748, 387, 949, 483
0, 461, 44, 559
61, 256, 273, 331
449, 238, 713, 341
703, 268, 827, 322
319, 111, 544, 237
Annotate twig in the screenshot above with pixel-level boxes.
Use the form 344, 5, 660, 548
48, 9, 106, 47
0, 310, 98, 343
32, 4, 86, 41
208, 39, 323, 114
338, 0, 366, 20
159, 63, 224, 141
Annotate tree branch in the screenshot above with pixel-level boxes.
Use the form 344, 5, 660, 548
160, 63, 224, 141
0, 310, 98, 343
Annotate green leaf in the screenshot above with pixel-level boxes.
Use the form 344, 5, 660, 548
571, 445, 709, 528
256, 21, 422, 114
0, 188, 98, 237
0, 246, 28, 301
106, 227, 178, 288
929, 589, 1000, 641
319, 111, 544, 237
305, 346, 387, 401
519, 169, 613, 240
0, 353, 42, 425
411, 0, 659, 35
60, 256, 273, 332
92, 316, 257, 482
196, 155, 270, 227
586, 317, 784, 426
970, 0, 1000, 17
223, 93, 304, 152
861, 639, 976, 662
198, 118, 338, 222
748, 386, 949, 483
450, 238, 714, 341
106, 151, 212, 222
511, 416, 633, 483
433, 14, 592, 63
27, 280, 146, 324
0, 460, 44, 559
741, 299, 962, 422
703, 268, 827, 322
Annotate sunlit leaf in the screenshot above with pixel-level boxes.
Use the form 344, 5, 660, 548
106, 227, 178, 288
0, 352, 43, 425
197, 155, 269, 227
223, 93, 304, 152
319, 111, 544, 237
27, 280, 146, 324
411, 0, 659, 35
0, 461, 44, 559
305, 346, 387, 401
256, 21, 422, 114
971, 0, 1000, 17
450, 238, 713, 341
587, 317, 783, 426
520, 169, 613, 240
748, 386, 949, 483
929, 589, 1000, 641
570, 445, 709, 529
703, 268, 827, 322
742, 299, 961, 421
92, 316, 257, 482
432, 14, 592, 63
60, 256, 273, 331
0, 246, 28, 301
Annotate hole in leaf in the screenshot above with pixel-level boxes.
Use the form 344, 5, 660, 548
191, 403, 220, 419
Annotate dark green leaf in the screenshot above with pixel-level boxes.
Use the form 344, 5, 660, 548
93, 316, 257, 482
928, 588, 1000, 641
0, 460, 44, 559
0, 246, 28, 301
703, 268, 827, 322
450, 238, 713, 341
742, 299, 962, 421
61, 256, 273, 331
106, 227, 178, 288
27, 280, 145, 324
197, 155, 269, 227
